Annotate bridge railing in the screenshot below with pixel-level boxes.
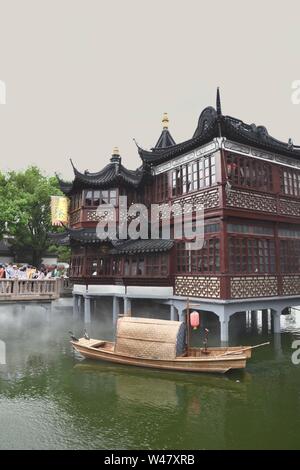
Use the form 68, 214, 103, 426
0, 279, 62, 300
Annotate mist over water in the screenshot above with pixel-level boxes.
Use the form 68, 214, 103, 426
0, 299, 299, 449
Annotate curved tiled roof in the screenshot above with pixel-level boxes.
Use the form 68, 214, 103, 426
57, 155, 147, 195
137, 106, 219, 164
57, 89, 300, 190
49, 228, 101, 244
110, 238, 174, 254
153, 128, 176, 150
49, 227, 174, 253
55, 177, 73, 195
138, 90, 300, 165
48, 230, 71, 245
72, 161, 144, 187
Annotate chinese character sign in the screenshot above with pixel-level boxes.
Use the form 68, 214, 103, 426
51, 196, 69, 226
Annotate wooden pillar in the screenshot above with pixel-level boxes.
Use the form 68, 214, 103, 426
262, 309, 269, 334
82, 246, 88, 277
174, 302, 185, 322
124, 297, 131, 317
170, 304, 177, 321
251, 310, 258, 332
73, 294, 79, 318
113, 296, 120, 325
219, 312, 229, 343
78, 295, 82, 313
220, 218, 229, 299
271, 310, 281, 334
274, 222, 282, 296
84, 296, 91, 323
234, 311, 246, 331
270, 310, 274, 331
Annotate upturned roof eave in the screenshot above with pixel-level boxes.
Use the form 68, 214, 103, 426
139, 111, 300, 165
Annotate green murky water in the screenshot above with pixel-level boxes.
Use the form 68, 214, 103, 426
0, 300, 299, 449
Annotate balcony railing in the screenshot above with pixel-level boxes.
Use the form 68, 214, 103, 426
0, 279, 62, 301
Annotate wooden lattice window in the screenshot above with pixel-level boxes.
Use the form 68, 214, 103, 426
229, 237, 276, 274
281, 168, 300, 197
122, 254, 168, 277
176, 237, 220, 274
171, 154, 216, 197
84, 189, 118, 207
278, 226, 300, 238
280, 239, 300, 272
70, 255, 84, 276
112, 258, 122, 276
227, 223, 274, 236
146, 254, 168, 277
154, 173, 169, 202
227, 154, 272, 191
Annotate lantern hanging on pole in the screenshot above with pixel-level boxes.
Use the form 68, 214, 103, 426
190, 311, 200, 330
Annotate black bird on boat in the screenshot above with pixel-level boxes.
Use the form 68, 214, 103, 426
68, 331, 79, 342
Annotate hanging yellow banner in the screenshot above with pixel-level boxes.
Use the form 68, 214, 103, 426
51, 196, 70, 226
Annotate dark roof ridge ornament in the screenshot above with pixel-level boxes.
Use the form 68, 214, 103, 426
216, 87, 223, 138
288, 138, 294, 150
69, 157, 81, 176
216, 87, 222, 117
162, 112, 169, 129
133, 138, 144, 151
152, 112, 176, 150
110, 146, 121, 164
69, 157, 76, 170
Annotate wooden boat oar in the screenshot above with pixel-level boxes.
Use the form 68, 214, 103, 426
217, 342, 270, 357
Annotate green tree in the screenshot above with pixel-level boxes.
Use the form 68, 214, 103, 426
0, 166, 64, 266
47, 244, 71, 263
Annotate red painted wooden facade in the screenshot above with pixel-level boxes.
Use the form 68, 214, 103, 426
54, 91, 300, 299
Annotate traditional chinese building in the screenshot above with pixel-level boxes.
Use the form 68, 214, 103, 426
53, 90, 300, 341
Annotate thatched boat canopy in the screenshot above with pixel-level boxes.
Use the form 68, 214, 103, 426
115, 317, 186, 360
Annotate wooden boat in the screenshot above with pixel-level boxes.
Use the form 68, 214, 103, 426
70, 317, 269, 374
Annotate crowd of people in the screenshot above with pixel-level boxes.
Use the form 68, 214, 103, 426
0, 263, 68, 280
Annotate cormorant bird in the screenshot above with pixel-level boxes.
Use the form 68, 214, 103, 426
68, 330, 79, 342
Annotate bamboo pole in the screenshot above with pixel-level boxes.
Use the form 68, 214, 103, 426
218, 342, 270, 357
186, 297, 190, 355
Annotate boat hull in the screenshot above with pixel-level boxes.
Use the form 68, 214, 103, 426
71, 340, 248, 374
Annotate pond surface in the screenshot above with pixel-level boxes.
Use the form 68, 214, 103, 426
0, 299, 299, 449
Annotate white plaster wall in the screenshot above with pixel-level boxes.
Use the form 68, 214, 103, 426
73, 284, 87, 294
87, 285, 125, 295
126, 286, 174, 297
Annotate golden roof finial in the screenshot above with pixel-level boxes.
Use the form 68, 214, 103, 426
112, 146, 120, 156
162, 112, 169, 129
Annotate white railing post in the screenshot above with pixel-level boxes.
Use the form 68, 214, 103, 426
12, 280, 19, 296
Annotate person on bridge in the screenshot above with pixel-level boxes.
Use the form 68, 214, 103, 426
0, 264, 5, 278
5, 263, 14, 279
18, 266, 28, 279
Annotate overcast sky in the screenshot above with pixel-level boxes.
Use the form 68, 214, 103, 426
0, 0, 300, 179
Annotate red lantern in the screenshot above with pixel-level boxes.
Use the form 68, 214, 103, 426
190, 311, 200, 330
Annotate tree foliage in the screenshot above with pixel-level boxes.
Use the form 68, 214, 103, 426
0, 166, 67, 266
47, 244, 71, 263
